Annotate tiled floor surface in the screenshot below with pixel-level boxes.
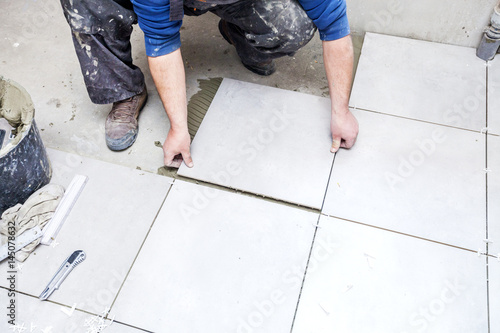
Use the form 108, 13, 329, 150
0, 149, 174, 314
489, 134, 500, 256
110, 180, 318, 332
349, 33, 487, 132
490, 258, 500, 333
490, 57, 500, 135
322, 108, 486, 250
292, 216, 488, 333
1, 29, 498, 333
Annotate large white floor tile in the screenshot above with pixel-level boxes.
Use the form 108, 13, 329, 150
292, 216, 488, 333
350, 33, 487, 131
178, 78, 334, 209
322, 109, 486, 250
489, 57, 500, 135
0, 149, 173, 314
111, 180, 318, 332
488, 135, 500, 254
489, 256, 500, 333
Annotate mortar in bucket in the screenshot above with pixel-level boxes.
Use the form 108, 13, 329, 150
0, 76, 52, 215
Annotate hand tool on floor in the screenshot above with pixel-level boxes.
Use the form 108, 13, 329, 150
39, 250, 86, 301
41, 175, 88, 245
0, 226, 43, 262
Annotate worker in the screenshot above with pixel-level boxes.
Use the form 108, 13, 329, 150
60, 0, 359, 168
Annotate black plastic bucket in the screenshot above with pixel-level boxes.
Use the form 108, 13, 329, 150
0, 77, 52, 215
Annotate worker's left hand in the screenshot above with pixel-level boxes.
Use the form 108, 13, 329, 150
330, 108, 359, 153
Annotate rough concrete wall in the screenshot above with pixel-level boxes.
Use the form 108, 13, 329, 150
347, 0, 497, 47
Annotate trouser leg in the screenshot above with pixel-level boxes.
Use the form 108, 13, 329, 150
60, 0, 145, 104
207, 0, 317, 64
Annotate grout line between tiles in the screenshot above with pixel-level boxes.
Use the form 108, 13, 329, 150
173, 174, 321, 214
486, 61, 489, 135
289, 219, 319, 333
485, 61, 491, 333
487, 254, 491, 333
349, 106, 487, 134
108, 319, 153, 332
486, 62, 489, 249
0, 287, 102, 317
106, 180, 177, 317
321, 213, 485, 254
289, 151, 337, 332
42, 299, 101, 317
0, 287, 153, 331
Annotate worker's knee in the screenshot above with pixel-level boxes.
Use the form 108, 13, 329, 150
248, 0, 316, 54
60, 0, 136, 36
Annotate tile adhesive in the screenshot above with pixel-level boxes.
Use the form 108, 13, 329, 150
158, 77, 222, 177
0, 77, 52, 214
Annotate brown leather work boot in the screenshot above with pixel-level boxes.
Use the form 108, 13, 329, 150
105, 87, 148, 151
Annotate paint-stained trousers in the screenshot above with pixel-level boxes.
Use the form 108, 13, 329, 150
60, 0, 316, 104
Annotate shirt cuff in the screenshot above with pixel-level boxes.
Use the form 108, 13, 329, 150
299, 0, 351, 41
132, 0, 183, 57
319, 12, 351, 41
145, 32, 182, 57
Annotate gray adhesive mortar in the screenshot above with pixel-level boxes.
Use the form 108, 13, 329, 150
157, 77, 223, 178
0, 77, 52, 215
187, 77, 223, 140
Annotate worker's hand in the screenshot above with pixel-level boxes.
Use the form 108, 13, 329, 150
163, 128, 193, 168
330, 108, 359, 153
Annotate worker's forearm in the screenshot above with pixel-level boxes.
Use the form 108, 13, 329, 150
148, 49, 188, 133
323, 36, 354, 115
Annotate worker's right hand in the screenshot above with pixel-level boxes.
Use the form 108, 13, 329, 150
330, 108, 359, 153
163, 128, 193, 168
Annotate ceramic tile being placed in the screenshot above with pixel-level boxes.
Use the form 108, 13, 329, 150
350, 33, 486, 131
488, 135, 500, 254
322, 109, 486, 250
292, 216, 488, 333
0, 148, 173, 314
489, 57, 500, 135
178, 78, 334, 209
489, 257, 500, 333
111, 180, 318, 333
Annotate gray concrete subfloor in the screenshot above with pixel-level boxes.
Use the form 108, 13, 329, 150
0, 0, 362, 174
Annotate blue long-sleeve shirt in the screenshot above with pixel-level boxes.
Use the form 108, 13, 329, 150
131, 0, 350, 57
